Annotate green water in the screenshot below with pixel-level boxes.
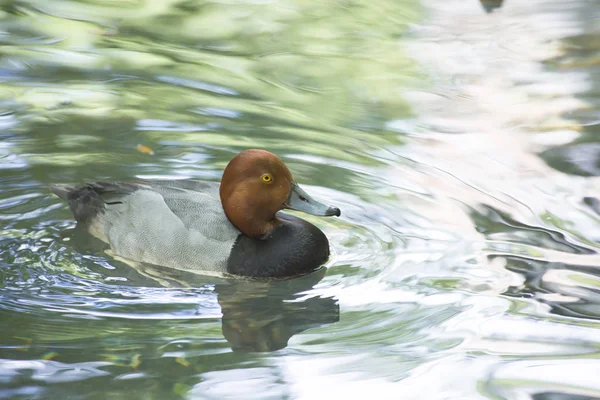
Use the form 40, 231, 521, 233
1, 0, 600, 399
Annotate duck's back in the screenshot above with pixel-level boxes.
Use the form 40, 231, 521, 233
52, 180, 240, 273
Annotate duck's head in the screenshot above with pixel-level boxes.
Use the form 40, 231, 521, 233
219, 149, 340, 238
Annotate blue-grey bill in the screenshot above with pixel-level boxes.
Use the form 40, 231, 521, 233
284, 183, 341, 217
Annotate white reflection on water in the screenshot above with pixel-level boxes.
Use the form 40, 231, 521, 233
271, 0, 600, 398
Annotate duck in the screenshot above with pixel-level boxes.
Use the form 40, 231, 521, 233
50, 149, 341, 279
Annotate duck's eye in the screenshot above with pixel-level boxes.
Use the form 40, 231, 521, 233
261, 173, 273, 183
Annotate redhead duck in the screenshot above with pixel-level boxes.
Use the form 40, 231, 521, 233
50, 149, 340, 278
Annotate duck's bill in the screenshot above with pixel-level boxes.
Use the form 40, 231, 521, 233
284, 183, 341, 217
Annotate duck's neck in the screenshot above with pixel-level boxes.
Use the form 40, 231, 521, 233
222, 202, 278, 239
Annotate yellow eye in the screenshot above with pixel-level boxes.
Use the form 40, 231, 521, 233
261, 173, 273, 183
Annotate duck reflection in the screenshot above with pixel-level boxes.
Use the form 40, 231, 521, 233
133, 263, 339, 351
66, 227, 339, 352
217, 268, 339, 351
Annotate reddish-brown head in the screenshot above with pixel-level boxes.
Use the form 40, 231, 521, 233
219, 149, 340, 238
220, 150, 294, 238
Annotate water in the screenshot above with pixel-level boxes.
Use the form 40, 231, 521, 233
1, 0, 600, 398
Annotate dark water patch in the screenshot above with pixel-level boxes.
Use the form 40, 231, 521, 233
533, 393, 600, 400
502, 256, 600, 321
541, 143, 600, 177
471, 205, 595, 254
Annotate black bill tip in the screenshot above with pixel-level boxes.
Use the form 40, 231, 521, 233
328, 206, 341, 217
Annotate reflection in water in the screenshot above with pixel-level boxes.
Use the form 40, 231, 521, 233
541, 142, 600, 177
479, 0, 504, 13
504, 256, 600, 321
218, 270, 339, 352
533, 394, 600, 400
132, 263, 339, 352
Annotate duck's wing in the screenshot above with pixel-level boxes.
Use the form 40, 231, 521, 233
142, 180, 239, 240
51, 181, 239, 273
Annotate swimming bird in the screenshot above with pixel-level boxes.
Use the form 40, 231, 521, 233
51, 149, 340, 278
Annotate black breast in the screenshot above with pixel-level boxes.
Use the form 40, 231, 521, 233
227, 213, 331, 278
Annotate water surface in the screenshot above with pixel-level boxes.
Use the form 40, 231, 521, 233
1, 0, 600, 399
